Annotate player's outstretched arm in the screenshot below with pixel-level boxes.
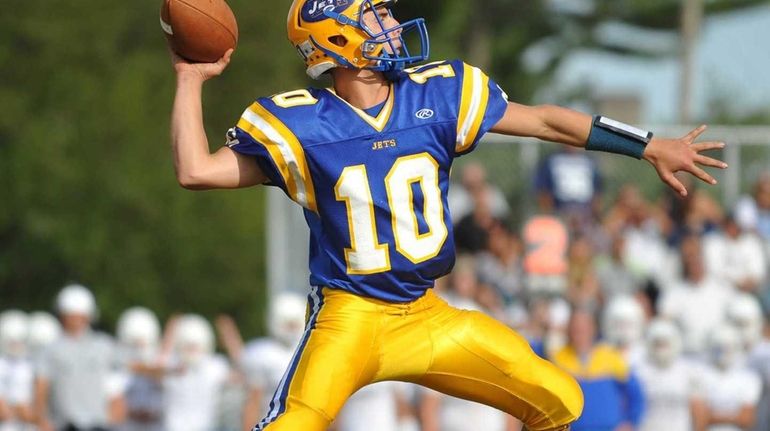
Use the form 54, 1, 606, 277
491, 103, 727, 197
170, 49, 267, 190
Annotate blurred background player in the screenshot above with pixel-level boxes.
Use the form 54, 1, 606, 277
333, 383, 402, 431
115, 307, 163, 431
418, 387, 517, 431
158, 315, 229, 431
602, 295, 646, 367
34, 284, 121, 431
636, 319, 703, 431
26, 313, 61, 361
723, 294, 770, 431
694, 325, 761, 431
238, 293, 306, 430
0, 310, 35, 431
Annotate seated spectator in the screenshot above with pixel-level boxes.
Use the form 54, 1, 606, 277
448, 161, 509, 222
603, 185, 676, 288
522, 297, 571, 359
551, 305, 644, 431
522, 215, 569, 297
476, 219, 525, 307
694, 325, 762, 431
566, 236, 600, 307
454, 187, 496, 253
595, 234, 640, 300
534, 146, 603, 232
659, 234, 735, 355
662, 173, 724, 247
703, 215, 767, 294
734, 172, 770, 241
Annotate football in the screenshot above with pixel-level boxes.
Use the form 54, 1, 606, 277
160, 0, 238, 63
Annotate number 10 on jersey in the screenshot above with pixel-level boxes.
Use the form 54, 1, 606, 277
334, 153, 448, 274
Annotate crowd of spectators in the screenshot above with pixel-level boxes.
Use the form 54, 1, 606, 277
2, 158, 770, 431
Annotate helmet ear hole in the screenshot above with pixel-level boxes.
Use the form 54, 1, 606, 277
328, 35, 348, 47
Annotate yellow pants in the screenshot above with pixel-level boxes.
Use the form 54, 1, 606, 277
255, 287, 583, 431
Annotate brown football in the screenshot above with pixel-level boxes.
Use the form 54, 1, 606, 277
160, 0, 238, 63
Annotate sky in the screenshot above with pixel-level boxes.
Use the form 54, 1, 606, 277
550, 4, 770, 124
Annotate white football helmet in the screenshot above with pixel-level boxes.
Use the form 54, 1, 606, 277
174, 314, 215, 366
645, 319, 682, 367
56, 284, 97, 318
708, 324, 743, 369
117, 307, 161, 363
0, 310, 29, 358
726, 293, 764, 350
27, 311, 61, 352
603, 296, 645, 348
268, 292, 307, 347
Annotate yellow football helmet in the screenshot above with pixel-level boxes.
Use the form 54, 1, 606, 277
287, 0, 429, 79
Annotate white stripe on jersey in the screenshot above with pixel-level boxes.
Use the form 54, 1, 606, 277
240, 110, 310, 209
456, 66, 484, 148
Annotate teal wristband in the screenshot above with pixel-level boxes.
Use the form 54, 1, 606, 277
586, 116, 652, 159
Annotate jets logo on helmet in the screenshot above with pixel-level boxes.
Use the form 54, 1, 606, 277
288, 0, 429, 79
302, 0, 354, 23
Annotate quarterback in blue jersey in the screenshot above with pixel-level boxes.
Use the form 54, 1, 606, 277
168, 0, 727, 430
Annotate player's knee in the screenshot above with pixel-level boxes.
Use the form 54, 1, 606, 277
551, 371, 584, 426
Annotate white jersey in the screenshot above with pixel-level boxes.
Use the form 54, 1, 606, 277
703, 232, 767, 287
434, 390, 506, 431
335, 382, 399, 431
636, 358, 702, 431
0, 357, 33, 406
163, 355, 229, 431
659, 278, 734, 354
241, 338, 295, 417
699, 364, 762, 431
0, 357, 35, 431
747, 341, 770, 431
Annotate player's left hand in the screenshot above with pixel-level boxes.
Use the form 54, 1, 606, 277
642, 125, 727, 197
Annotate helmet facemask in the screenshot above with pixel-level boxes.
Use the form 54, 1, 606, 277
355, 0, 429, 72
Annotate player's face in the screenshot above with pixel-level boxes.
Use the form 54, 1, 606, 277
362, 6, 402, 54
61, 313, 90, 335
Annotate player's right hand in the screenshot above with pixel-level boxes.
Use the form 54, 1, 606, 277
170, 47, 233, 82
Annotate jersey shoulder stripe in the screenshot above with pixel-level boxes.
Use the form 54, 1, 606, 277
456, 62, 492, 154
236, 101, 317, 212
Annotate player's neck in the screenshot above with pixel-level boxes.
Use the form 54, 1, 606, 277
331, 67, 390, 110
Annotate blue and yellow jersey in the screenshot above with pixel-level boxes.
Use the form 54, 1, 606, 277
551, 344, 645, 430
226, 60, 508, 302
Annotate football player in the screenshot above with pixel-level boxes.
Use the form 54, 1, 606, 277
167, 0, 728, 429
115, 307, 164, 431
0, 310, 35, 431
